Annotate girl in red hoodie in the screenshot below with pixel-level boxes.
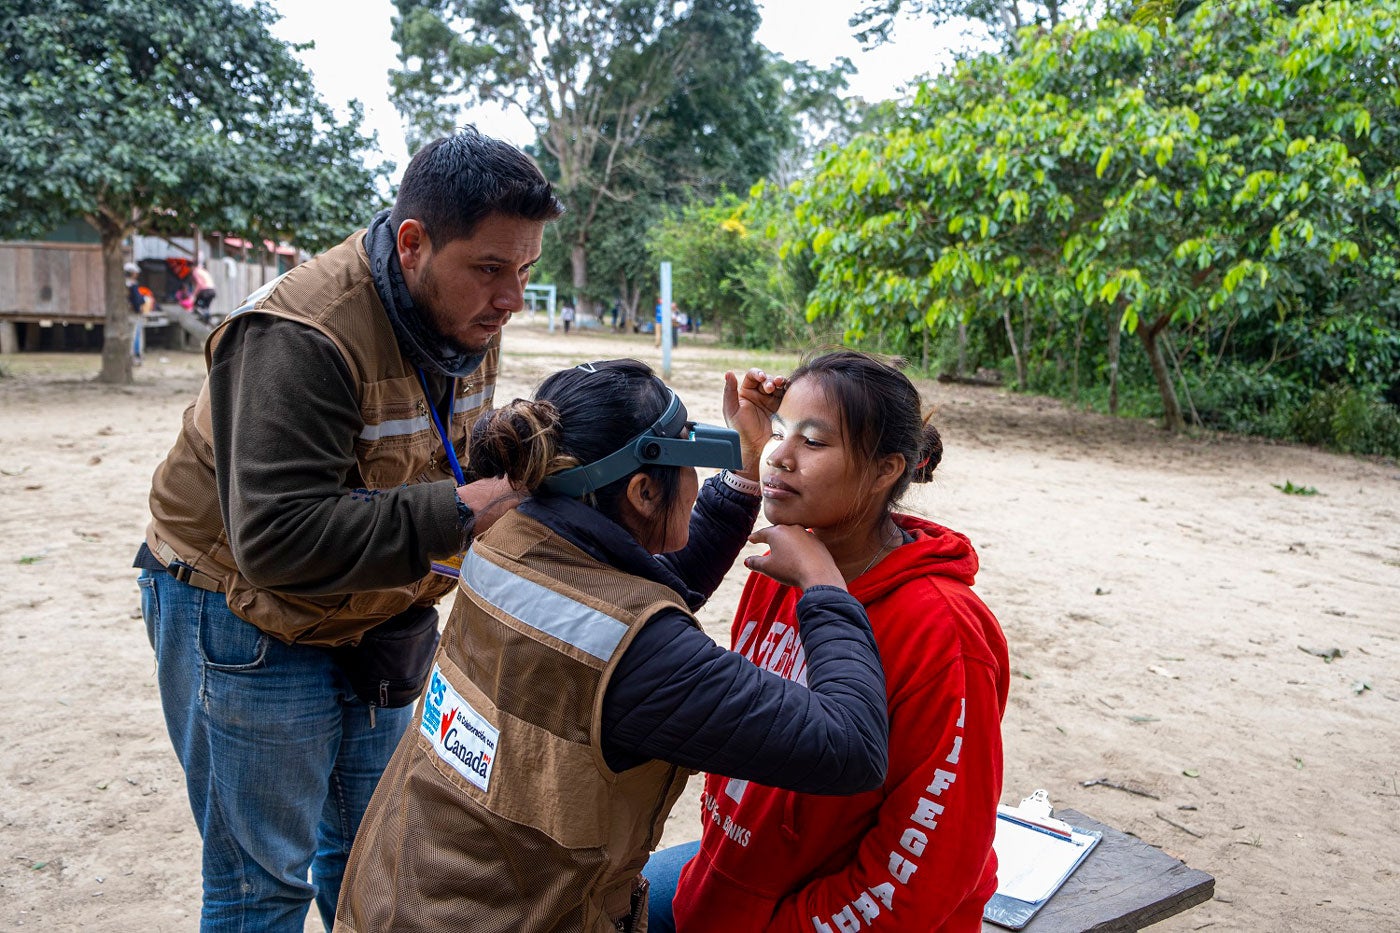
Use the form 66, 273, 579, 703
648, 349, 1010, 933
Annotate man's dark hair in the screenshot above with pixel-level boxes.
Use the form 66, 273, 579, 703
389, 126, 565, 244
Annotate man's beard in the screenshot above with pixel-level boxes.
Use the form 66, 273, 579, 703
409, 260, 472, 354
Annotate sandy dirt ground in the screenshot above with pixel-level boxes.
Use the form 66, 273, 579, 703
1, 313, 1397, 932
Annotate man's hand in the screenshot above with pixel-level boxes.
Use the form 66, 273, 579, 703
456, 476, 526, 536
744, 524, 845, 591
723, 368, 786, 479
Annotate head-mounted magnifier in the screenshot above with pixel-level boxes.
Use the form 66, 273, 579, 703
540, 388, 742, 498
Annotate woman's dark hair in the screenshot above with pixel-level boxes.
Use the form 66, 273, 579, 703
389, 126, 565, 245
787, 349, 942, 511
469, 359, 686, 544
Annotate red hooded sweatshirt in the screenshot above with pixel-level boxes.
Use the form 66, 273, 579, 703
672, 513, 1008, 933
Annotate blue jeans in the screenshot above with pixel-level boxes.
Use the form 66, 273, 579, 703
644, 839, 700, 933
139, 569, 414, 932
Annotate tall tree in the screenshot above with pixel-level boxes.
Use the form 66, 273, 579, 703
850, 0, 1067, 50
0, 0, 383, 384
566, 9, 811, 325
391, 0, 780, 314
792, 0, 1396, 432
764, 53, 873, 188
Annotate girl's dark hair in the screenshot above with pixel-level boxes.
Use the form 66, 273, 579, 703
389, 126, 565, 245
469, 359, 685, 541
788, 349, 942, 510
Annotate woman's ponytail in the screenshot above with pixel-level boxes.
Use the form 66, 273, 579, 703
468, 399, 574, 491
911, 420, 943, 483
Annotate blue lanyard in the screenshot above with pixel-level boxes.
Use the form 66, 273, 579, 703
416, 368, 466, 486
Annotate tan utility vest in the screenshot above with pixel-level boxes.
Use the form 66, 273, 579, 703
144, 231, 497, 646
336, 510, 697, 933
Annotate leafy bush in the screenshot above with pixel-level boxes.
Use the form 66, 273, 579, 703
1183, 366, 1304, 438
1291, 386, 1400, 457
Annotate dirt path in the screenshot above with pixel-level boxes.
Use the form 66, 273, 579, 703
2, 314, 1396, 931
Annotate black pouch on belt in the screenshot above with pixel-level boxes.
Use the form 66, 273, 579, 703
330, 604, 440, 722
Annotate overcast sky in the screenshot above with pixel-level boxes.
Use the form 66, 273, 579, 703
266, 0, 990, 175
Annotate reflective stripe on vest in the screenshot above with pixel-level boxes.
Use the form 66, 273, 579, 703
358, 386, 496, 441
461, 549, 628, 661
227, 275, 285, 320
359, 414, 433, 441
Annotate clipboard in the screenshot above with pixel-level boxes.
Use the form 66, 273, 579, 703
984, 790, 1102, 930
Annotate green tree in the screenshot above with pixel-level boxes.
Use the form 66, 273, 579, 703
647, 188, 829, 347
645, 2, 792, 199
0, 0, 383, 384
465, 0, 798, 325
792, 0, 1397, 434
610, 47, 860, 330
767, 54, 879, 188
850, 0, 1067, 51
393, 0, 793, 319
393, 0, 694, 312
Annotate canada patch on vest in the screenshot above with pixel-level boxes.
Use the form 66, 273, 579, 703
421, 666, 499, 792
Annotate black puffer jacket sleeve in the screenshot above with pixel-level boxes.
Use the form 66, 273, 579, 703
655, 476, 761, 606
600, 586, 888, 795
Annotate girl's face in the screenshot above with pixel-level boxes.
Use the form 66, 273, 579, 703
761, 378, 875, 534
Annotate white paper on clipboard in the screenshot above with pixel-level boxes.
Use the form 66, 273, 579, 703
992, 816, 1101, 903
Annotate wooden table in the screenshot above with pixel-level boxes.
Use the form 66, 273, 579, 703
982, 809, 1214, 933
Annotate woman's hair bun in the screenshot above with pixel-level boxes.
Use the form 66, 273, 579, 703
469, 399, 564, 489
911, 421, 942, 483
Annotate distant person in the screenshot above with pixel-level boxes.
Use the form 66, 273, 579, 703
648, 349, 1009, 933
190, 263, 217, 320
124, 262, 150, 366
561, 301, 575, 335
334, 359, 888, 933
610, 300, 621, 331
136, 128, 564, 932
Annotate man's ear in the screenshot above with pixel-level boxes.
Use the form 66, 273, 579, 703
396, 219, 430, 274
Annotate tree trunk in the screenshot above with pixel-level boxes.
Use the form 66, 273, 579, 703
98, 226, 133, 386
1020, 297, 1033, 383
956, 320, 968, 378
1071, 310, 1087, 402
1003, 307, 1026, 390
1106, 305, 1121, 415
1140, 315, 1185, 432
921, 328, 930, 373
570, 239, 589, 315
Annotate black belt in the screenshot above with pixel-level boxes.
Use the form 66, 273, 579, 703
151, 539, 225, 593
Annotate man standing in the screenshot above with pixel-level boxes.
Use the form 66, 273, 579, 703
190, 262, 217, 320
135, 129, 564, 932
124, 262, 146, 365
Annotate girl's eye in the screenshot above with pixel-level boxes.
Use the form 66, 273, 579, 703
770, 431, 784, 440
803, 437, 826, 448
482, 265, 501, 275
